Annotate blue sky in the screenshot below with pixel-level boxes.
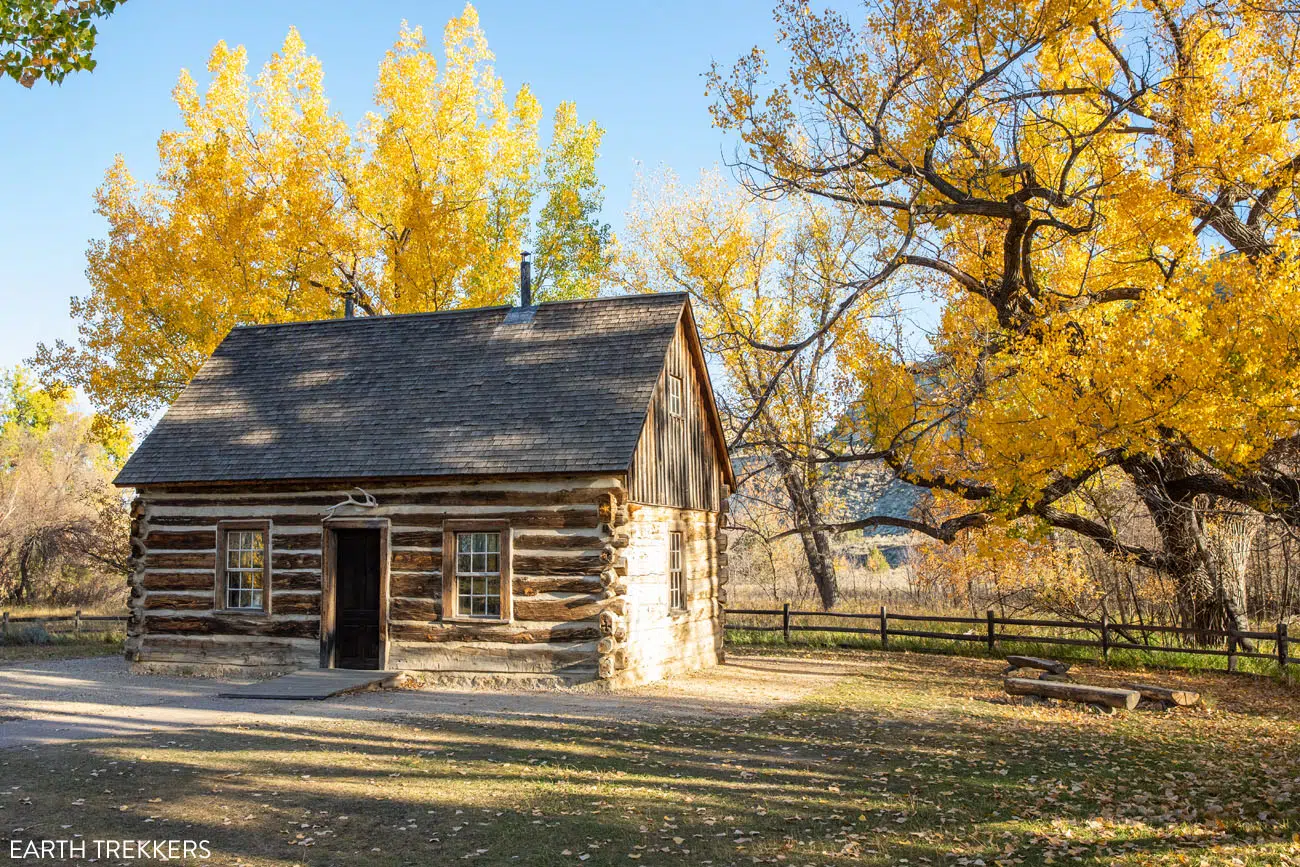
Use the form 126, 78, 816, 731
0, 0, 776, 371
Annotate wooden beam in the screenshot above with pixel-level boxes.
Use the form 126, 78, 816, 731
389, 598, 441, 621
1004, 677, 1139, 710
1003, 655, 1071, 675
388, 622, 599, 644
390, 572, 441, 598
143, 614, 318, 639
514, 595, 605, 623
142, 572, 215, 591
143, 593, 214, 611
1122, 683, 1201, 707
515, 575, 603, 595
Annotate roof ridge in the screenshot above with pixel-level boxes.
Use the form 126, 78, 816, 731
232, 292, 688, 333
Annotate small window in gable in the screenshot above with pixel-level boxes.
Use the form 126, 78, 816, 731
667, 374, 683, 419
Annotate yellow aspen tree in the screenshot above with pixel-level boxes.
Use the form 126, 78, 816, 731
36, 4, 612, 423
709, 0, 1300, 637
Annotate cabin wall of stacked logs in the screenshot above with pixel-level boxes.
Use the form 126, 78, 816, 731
724, 606, 1296, 675
123, 477, 690, 672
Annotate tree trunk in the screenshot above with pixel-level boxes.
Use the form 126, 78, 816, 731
1199, 506, 1261, 644
15, 539, 34, 606
775, 451, 839, 609
1126, 453, 1259, 645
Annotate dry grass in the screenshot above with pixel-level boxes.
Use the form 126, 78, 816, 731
0, 604, 128, 663
2, 650, 1298, 865
0, 633, 123, 664
1, 603, 129, 619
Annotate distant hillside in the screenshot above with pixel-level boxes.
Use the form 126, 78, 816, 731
828, 467, 927, 538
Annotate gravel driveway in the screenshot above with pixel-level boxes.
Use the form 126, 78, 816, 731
0, 654, 863, 749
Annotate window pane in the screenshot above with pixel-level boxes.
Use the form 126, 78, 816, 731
454, 530, 504, 618
223, 528, 266, 610
669, 532, 684, 609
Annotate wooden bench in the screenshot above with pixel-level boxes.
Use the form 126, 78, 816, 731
1002, 655, 1071, 675
1122, 683, 1201, 707
1004, 677, 1139, 710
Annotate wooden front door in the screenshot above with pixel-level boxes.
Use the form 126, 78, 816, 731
333, 528, 381, 670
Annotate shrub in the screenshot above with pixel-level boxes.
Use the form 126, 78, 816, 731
0, 624, 52, 646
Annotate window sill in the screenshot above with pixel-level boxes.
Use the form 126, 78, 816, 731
442, 616, 512, 626
217, 608, 270, 617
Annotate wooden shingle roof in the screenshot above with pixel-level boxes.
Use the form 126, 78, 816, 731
115, 293, 698, 486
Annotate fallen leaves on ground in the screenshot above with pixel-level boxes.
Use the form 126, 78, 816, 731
0, 651, 1296, 865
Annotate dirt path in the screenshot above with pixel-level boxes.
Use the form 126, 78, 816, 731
0, 654, 865, 749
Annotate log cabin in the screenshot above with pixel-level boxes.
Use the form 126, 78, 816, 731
114, 290, 734, 687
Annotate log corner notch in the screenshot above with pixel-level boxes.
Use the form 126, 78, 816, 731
597, 483, 632, 680
124, 494, 147, 662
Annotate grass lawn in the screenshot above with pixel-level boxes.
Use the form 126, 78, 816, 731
0, 634, 123, 664
1, 650, 1297, 866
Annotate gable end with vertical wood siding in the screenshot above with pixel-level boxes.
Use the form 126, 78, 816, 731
627, 309, 730, 512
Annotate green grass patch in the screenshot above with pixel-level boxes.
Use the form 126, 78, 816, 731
726, 625, 1289, 679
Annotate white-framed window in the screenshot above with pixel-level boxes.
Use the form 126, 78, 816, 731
223, 528, 266, 611
456, 531, 502, 618
669, 530, 684, 610
667, 374, 683, 418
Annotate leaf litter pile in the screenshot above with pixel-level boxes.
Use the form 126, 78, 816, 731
0, 651, 1296, 866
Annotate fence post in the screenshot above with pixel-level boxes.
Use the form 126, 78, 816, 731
880, 605, 889, 651
1, 611, 7, 641
1278, 621, 1289, 670
74, 609, 82, 638
986, 609, 996, 655
782, 602, 791, 644
1227, 632, 1238, 673
1100, 611, 1110, 661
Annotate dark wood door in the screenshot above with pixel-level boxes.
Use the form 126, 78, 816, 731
334, 529, 381, 670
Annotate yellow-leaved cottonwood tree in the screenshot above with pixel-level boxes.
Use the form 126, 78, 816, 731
620, 171, 891, 607
37, 4, 611, 423
707, 0, 1300, 636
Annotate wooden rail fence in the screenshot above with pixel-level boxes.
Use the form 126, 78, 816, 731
724, 604, 1295, 674
1, 611, 129, 640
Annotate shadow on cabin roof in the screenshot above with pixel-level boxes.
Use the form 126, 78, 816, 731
115, 293, 699, 487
